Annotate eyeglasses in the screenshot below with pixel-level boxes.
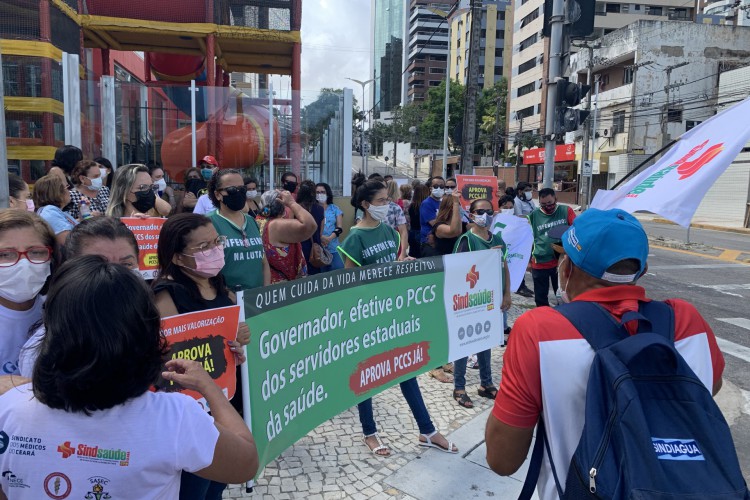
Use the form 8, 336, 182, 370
0, 246, 53, 267
185, 236, 227, 257
221, 186, 247, 196
132, 184, 155, 193
472, 209, 493, 216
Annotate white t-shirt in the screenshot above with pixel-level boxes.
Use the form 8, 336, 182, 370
18, 325, 44, 378
0, 296, 43, 375
193, 194, 216, 215
0, 384, 219, 499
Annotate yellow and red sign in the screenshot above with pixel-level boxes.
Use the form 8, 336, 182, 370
121, 217, 165, 279
456, 175, 500, 211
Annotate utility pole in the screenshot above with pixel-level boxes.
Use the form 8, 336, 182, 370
585, 75, 600, 209
661, 61, 689, 147
460, 0, 482, 174
542, 0, 565, 189
576, 41, 596, 205
492, 96, 502, 176
514, 114, 523, 185
626, 60, 652, 153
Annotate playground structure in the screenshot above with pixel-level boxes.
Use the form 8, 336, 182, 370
0, 0, 301, 181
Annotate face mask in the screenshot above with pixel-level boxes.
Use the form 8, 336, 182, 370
0, 259, 50, 303
445, 188, 454, 195
472, 213, 492, 227
88, 177, 103, 191
155, 178, 167, 193
367, 203, 390, 222
221, 188, 247, 212
558, 257, 571, 303
431, 187, 445, 198
316, 194, 327, 204
201, 168, 213, 181
501, 208, 513, 215
100, 170, 108, 181
185, 178, 205, 196
283, 181, 298, 193
246, 190, 258, 200
132, 189, 156, 213
541, 203, 557, 215
25, 199, 35, 212
524, 191, 533, 201
187, 245, 225, 278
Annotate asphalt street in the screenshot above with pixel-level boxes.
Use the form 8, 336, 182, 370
642, 220, 750, 252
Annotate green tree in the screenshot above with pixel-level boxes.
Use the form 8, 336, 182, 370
477, 78, 508, 157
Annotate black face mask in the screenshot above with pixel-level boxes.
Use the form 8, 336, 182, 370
283, 181, 298, 193
185, 178, 206, 196
221, 187, 247, 212
132, 189, 156, 213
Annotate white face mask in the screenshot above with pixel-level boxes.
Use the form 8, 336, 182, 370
524, 191, 533, 201
88, 177, 103, 191
25, 199, 35, 212
367, 203, 390, 222
472, 213, 492, 227
246, 190, 258, 199
0, 259, 51, 304
431, 187, 445, 199
100, 170, 108, 181
154, 178, 167, 193
501, 208, 513, 215
316, 194, 327, 204
445, 188, 454, 195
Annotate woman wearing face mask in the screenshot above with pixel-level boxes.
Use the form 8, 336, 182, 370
421, 190, 464, 258
338, 180, 458, 457
93, 156, 114, 189
315, 182, 345, 272
206, 170, 270, 291
106, 164, 170, 218
296, 180, 326, 276
150, 165, 176, 212
0, 210, 55, 376
450, 198, 512, 409
513, 181, 536, 216
179, 168, 205, 214
498, 195, 515, 214
152, 213, 251, 500
66, 160, 110, 220
33, 174, 78, 246
17, 216, 141, 377
258, 189, 317, 283
8, 174, 34, 212
243, 176, 262, 217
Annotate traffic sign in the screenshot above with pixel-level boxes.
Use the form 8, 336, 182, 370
582, 160, 593, 177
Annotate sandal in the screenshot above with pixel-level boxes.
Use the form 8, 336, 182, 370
477, 385, 498, 400
419, 430, 458, 454
428, 368, 452, 384
442, 362, 454, 374
363, 433, 391, 457
453, 390, 474, 409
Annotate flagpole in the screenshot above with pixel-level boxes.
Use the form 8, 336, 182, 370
610, 139, 678, 191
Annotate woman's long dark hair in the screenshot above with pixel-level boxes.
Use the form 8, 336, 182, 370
153, 213, 227, 300
296, 180, 318, 210
33, 255, 168, 413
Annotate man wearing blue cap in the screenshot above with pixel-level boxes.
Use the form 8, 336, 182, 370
484, 208, 725, 500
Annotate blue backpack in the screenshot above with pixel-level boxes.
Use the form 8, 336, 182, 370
520, 300, 749, 500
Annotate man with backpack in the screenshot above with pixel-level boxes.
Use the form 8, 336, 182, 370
485, 208, 746, 499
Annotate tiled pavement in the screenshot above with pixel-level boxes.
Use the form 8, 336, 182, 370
224, 294, 538, 500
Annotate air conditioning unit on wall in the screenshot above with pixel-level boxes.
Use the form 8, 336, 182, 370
601, 128, 610, 137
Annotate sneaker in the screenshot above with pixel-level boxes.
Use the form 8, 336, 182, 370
504, 327, 512, 336
516, 285, 533, 298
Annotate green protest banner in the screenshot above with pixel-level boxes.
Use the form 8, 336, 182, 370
243, 249, 504, 473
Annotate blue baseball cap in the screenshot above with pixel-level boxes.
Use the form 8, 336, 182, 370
560, 208, 648, 283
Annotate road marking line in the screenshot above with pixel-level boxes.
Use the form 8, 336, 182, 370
693, 284, 750, 297
717, 318, 750, 331
716, 338, 750, 364
649, 264, 749, 270
650, 244, 750, 265
719, 249, 742, 261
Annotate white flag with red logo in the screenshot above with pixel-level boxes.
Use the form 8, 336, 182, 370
591, 97, 750, 227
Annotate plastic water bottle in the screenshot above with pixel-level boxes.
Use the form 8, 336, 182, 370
80, 199, 92, 219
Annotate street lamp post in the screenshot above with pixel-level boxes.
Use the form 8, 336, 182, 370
346, 77, 375, 176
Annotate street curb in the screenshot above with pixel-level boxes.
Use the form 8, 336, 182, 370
651, 218, 750, 235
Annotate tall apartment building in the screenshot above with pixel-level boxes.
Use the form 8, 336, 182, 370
700, 0, 750, 26
403, 0, 452, 104
506, 1, 696, 143
448, 0, 511, 90
371, 0, 405, 118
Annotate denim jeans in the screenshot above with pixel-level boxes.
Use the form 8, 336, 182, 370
357, 377, 435, 436
179, 471, 226, 500
531, 267, 559, 307
453, 349, 493, 391
320, 251, 344, 273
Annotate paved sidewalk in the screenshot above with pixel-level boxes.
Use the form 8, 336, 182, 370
224, 296, 538, 499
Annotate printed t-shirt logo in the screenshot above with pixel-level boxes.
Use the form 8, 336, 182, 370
85, 476, 112, 500
651, 437, 704, 461
0, 432, 46, 456
43, 472, 72, 499
56, 441, 130, 466
466, 265, 479, 289
0, 431, 8, 454
2, 470, 31, 489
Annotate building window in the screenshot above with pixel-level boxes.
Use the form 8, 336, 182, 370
668, 108, 683, 122
497, 11, 505, 21
520, 8, 539, 28
518, 58, 537, 74
623, 67, 634, 84
429, 80, 441, 86
517, 105, 535, 119
612, 111, 625, 134
429, 67, 445, 74
517, 81, 536, 97
686, 120, 702, 130
495, 48, 504, 58
494, 66, 503, 75
647, 6, 663, 15
606, 3, 620, 13
519, 33, 538, 51
480, 29, 486, 39
2, 63, 19, 97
